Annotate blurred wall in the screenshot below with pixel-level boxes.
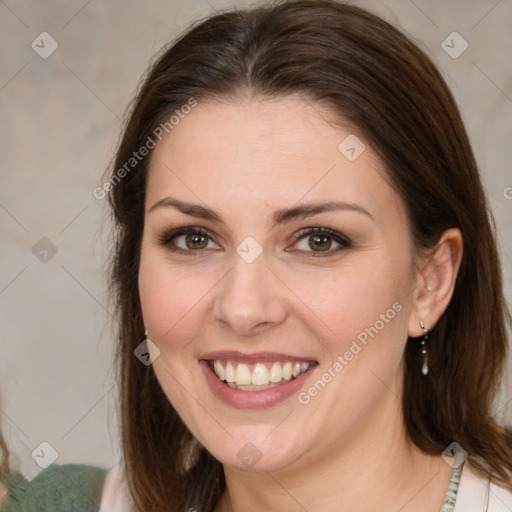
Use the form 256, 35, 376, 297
1, 0, 511, 478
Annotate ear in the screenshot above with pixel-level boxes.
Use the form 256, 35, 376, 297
408, 228, 463, 337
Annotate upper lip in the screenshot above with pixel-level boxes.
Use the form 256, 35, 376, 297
199, 350, 317, 364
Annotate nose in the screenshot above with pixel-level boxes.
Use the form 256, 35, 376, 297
213, 252, 288, 337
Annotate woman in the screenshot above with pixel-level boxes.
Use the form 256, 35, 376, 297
0, 416, 106, 510
100, 0, 512, 511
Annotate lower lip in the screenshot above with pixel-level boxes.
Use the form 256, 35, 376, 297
199, 360, 317, 409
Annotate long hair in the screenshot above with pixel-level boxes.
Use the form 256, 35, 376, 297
105, 1, 512, 510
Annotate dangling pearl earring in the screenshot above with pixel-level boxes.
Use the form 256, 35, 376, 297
419, 320, 429, 376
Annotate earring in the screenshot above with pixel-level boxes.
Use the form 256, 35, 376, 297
144, 329, 148, 338
419, 320, 429, 376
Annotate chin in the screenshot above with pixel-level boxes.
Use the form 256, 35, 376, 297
204, 429, 313, 474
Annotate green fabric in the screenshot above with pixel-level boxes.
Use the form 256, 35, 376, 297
1, 464, 107, 512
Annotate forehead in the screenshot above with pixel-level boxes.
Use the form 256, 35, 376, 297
146, 95, 403, 223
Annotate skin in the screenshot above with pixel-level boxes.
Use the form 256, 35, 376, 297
138, 93, 463, 512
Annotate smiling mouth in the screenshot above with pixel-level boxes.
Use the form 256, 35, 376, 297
207, 359, 316, 391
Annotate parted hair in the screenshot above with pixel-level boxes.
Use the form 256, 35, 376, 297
105, 1, 512, 510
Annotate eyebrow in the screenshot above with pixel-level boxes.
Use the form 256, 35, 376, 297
147, 196, 373, 227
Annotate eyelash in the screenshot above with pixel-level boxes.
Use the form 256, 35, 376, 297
157, 226, 352, 258
290, 227, 352, 256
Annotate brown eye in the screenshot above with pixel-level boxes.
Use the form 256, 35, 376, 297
183, 232, 209, 250
308, 234, 333, 251
290, 227, 351, 257
158, 227, 220, 253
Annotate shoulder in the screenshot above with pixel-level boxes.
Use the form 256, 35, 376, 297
455, 460, 512, 512
489, 473, 512, 511
1, 464, 107, 512
99, 465, 133, 512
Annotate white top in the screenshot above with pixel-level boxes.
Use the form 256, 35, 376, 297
453, 461, 512, 511
99, 460, 512, 512
99, 465, 132, 512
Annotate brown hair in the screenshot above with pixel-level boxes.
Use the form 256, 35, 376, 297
105, 1, 512, 510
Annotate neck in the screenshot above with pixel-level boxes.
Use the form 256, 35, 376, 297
215, 381, 452, 512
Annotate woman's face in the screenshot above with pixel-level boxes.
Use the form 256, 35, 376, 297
139, 94, 420, 472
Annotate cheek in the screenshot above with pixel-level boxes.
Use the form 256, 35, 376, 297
138, 250, 209, 423
138, 249, 210, 350
293, 255, 413, 373
291, 267, 412, 431
304, 263, 407, 329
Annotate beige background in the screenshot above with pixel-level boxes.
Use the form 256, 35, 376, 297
1, 0, 511, 478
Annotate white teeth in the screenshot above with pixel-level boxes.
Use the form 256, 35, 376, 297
252, 363, 270, 385
269, 362, 282, 383
235, 363, 252, 385
233, 382, 282, 391
225, 361, 236, 383
212, 359, 312, 388
214, 360, 225, 380
282, 362, 293, 380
